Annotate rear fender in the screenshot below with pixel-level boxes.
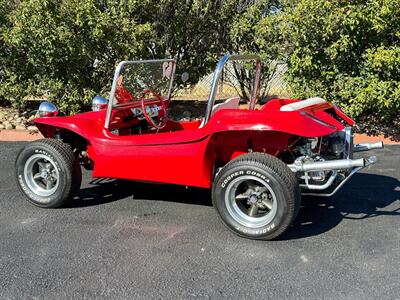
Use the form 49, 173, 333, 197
205, 109, 342, 138
206, 130, 295, 168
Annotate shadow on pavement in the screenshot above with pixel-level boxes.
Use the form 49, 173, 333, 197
68, 173, 399, 240
280, 173, 400, 240
67, 177, 212, 208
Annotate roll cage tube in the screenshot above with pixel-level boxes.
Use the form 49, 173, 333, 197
200, 54, 262, 128
104, 59, 176, 129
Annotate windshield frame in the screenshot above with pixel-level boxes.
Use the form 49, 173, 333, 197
104, 59, 176, 129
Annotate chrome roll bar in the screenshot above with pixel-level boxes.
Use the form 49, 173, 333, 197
201, 54, 262, 127
104, 59, 176, 129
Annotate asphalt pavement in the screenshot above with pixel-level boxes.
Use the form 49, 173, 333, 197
0, 142, 399, 299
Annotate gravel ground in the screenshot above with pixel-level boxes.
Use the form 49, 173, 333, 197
0, 142, 399, 299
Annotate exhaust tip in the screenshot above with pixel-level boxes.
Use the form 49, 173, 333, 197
365, 155, 377, 166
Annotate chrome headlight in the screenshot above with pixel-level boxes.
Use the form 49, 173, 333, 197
38, 101, 58, 117
92, 96, 108, 111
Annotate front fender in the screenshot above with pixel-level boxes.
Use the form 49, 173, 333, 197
35, 116, 104, 141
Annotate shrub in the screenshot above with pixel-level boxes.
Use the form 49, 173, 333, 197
0, 0, 253, 113
281, 0, 400, 124
0, 0, 151, 113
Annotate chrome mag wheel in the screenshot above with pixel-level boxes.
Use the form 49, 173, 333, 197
23, 153, 60, 197
16, 139, 82, 208
225, 175, 278, 228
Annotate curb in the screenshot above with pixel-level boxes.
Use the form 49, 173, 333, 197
353, 133, 399, 145
0, 130, 43, 142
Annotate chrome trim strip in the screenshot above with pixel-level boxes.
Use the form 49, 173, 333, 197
301, 112, 337, 129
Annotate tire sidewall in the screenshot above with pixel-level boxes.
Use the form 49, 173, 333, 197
15, 144, 71, 208
213, 163, 291, 239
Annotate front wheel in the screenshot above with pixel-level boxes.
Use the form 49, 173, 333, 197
212, 152, 300, 240
15, 139, 82, 208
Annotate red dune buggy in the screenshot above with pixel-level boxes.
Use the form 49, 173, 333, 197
15, 54, 383, 240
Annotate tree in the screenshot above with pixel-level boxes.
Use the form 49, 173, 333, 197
0, 0, 258, 113
280, 0, 400, 124
231, 0, 400, 123
0, 0, 153, 112
228, 0, 285, 101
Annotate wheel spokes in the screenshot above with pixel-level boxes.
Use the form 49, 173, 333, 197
235, 190, 251, 200
248, 204, 258, 217
37, 161, 47, 170
46, 180, 53, 190
262, 199, 273, 210
257, 186, 268, 194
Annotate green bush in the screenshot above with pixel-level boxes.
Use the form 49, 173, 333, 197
2, 0, 399, 124
232, 0, 399, 124
0, 0, 152, 113
0, 0, 250, 114
280, 0, 400, 124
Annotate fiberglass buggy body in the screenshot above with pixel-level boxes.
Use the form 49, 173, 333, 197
15, 54, 383, 240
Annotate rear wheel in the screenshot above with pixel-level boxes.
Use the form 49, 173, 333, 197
212, 152, 300, 240
15, 139, 81, 208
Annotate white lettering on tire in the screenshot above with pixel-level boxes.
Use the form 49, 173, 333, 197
235, 223, 275, 234
34, 149, 61, 171
221, 169, 270, 188
245, 170, 269, 182
221, 170, 244, 188
18, 174, 51, 203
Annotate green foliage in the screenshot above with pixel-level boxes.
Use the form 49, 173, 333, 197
232, 0, 399, 123
1, 0, 399, 124
0, 0, 151, 113
280, 0, 400, 123
0, 0, 252, 113
228, 0, 286, 100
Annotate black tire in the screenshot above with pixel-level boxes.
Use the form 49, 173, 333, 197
15, 138, 82, 208
212, 152, 300, 240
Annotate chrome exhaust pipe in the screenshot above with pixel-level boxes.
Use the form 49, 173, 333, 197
353, 141, 384, 152
289, 156, 377, 172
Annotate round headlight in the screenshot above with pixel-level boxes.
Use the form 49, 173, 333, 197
38, 101, 58, 117
92, 96, 108, 111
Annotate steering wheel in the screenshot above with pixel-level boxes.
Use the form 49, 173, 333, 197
141, 89, 168, 129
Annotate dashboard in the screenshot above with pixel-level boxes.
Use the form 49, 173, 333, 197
131, 104, 162, 120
